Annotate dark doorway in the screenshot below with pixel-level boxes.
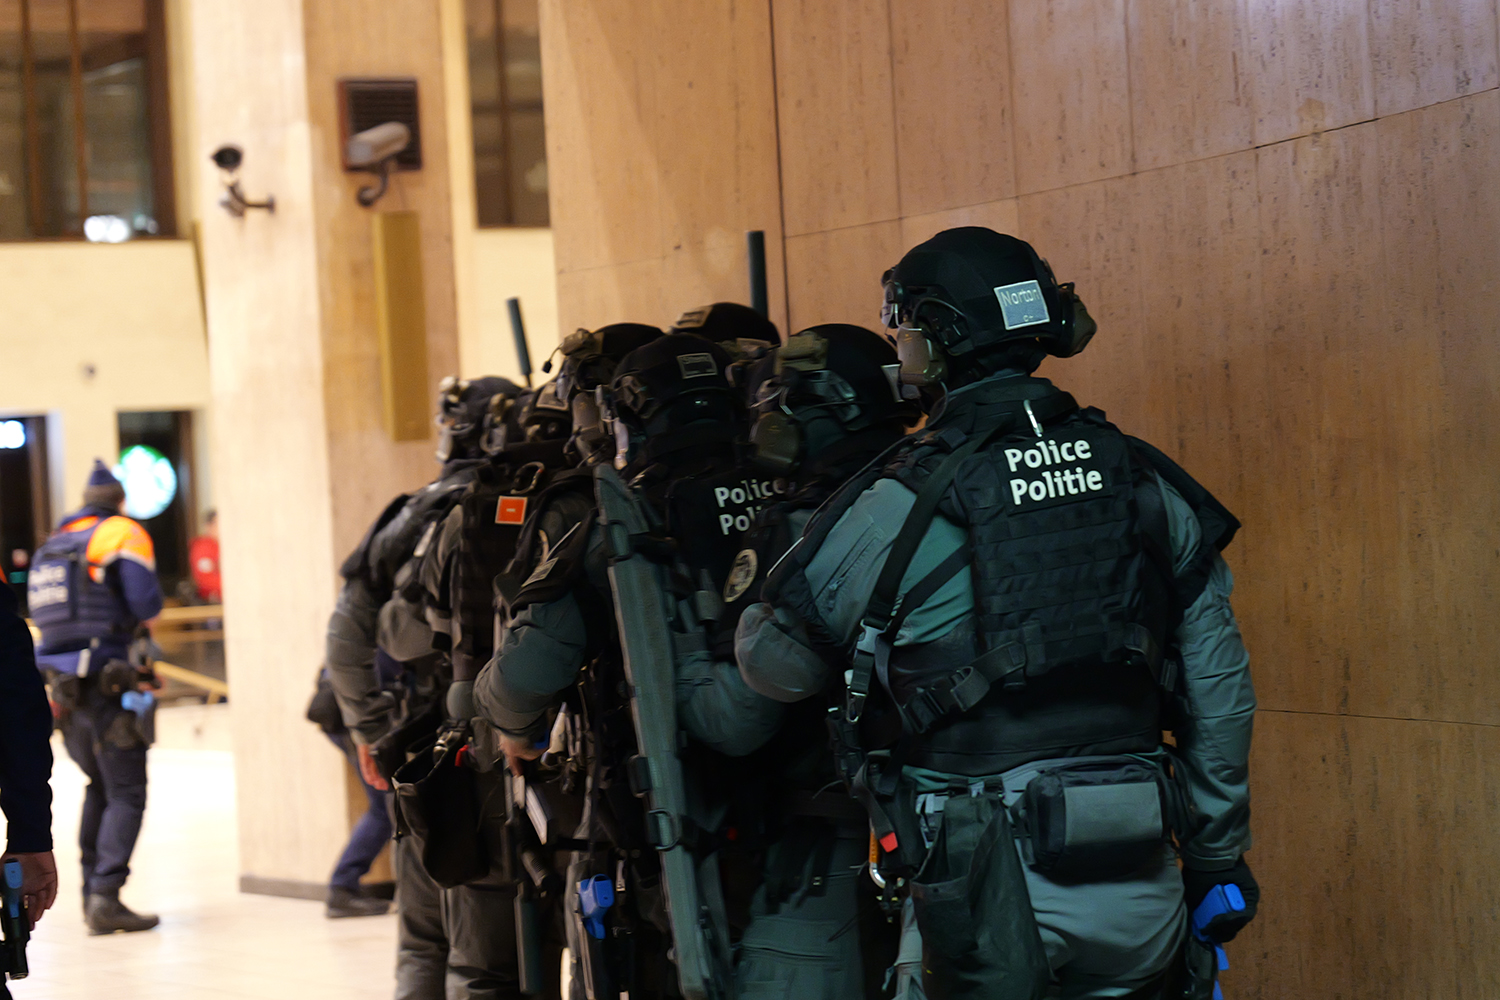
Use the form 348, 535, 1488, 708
116, 410, 194, 596
0, 415, 51, 613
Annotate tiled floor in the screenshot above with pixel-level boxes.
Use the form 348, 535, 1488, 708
7, 705, 399, 1000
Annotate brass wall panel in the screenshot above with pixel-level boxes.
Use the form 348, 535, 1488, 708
889, 0, 1015, 214
1009, 0, 1133, 194
1126, 0, 1255, 172
771, 0, 900, 235
1245, 0, 1374, 146
1368, 0, 1498, 117
372, 211, 432, 442
783, 220, 903, 333
1237, 711, 1500, 999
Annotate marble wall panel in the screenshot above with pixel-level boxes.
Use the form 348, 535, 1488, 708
539, 0, 664, 272
1366, 93, 1500, 726
1009, 0, 1133, 194
772, 0, 901, 235
1368, 0, 1498, 117
1126, 0, 1255, 171
889, 0, 1015, 215
1246, 0, 1374, 145
899, 199, 1021, 252
1249, 122, 1387, 716
1240, 711, 1500, 998
783, 220, 903, 333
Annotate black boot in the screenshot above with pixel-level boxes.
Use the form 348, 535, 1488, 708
326, 886, 390, 918
85, 890, 160, 934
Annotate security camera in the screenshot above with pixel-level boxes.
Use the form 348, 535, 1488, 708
210, 143, 273, 217
210, 144, 243, 173
345, 122, 410, 169
346, 122, 411, 207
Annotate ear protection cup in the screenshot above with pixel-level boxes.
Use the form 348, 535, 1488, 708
894, 325, 947, 386
749, 408, 801, 475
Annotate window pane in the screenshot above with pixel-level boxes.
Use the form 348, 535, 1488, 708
26, 0, 81, 236
0, 0, 158, 241
80, 0, 152, 238
467, 0, 548, 227
0, 3, 29, 239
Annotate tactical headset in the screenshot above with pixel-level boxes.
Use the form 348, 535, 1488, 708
436, 375, 522, 461
880, 228, 1097, 387
748, 325, 909, 475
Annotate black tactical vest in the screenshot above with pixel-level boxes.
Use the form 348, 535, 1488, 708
767, 377, 1236, 777
448, 440, 568, 681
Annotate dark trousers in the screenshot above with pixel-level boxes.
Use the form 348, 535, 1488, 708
61, 700, 148, 896
328, 734, 394, 892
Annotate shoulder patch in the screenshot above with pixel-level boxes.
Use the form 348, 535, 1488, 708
496, 496, 528, 525
722, 548, 758, 604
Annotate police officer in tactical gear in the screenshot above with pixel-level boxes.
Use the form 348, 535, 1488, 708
474, 333, 784, 998
325, 375, 527, 1000
393, 325, 662, 999
738, 227, 1258, 999
30, 460, 163, 935
709, 323, 919, 999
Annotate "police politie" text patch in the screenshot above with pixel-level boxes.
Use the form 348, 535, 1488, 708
1004, 437, 1106, 507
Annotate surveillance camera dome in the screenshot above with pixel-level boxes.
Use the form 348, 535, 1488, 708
211, 145, 243, 172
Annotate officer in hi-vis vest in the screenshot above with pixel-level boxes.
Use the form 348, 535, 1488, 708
29, 460, 163, 935
738, 228, 1259, 999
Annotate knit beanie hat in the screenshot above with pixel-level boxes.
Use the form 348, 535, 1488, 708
83, 458, 126, 510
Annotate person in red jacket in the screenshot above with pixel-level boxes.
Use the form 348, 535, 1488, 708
188, 510, 221, 604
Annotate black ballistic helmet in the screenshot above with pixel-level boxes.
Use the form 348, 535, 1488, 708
515, 382, 572, 443
610, 334, 738, 434
436, 375, 523, 461
749, 324, 916, 474
670, 301, 780, 346
881, 227, 1097, 386
552, 323, 665, 402
553, 322, 664, 462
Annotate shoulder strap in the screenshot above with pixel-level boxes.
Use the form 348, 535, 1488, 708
844, 389, 1077, 722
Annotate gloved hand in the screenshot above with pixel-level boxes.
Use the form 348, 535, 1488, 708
1182, 856, 1259, 942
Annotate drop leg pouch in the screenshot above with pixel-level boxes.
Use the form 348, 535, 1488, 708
908, 791, 1049, 1000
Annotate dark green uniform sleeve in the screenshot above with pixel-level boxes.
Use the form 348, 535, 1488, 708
473, 591, 588, 739
1159, 479, 1256, 868
325, 576, 397, 744
473, 498, 595, 740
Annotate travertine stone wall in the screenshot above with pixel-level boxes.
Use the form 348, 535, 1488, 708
542, 1, 1500, 995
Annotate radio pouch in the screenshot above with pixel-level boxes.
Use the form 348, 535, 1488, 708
1018, 758, 1168, 882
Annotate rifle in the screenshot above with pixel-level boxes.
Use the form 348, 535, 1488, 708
1, 859, 28, 982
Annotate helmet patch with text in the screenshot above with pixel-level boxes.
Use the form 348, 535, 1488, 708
677, 353, 718, 379
994, 279, 1050, 330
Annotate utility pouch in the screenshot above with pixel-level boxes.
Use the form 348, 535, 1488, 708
391, 738, 489, 888
97, 658, 139, 699
1018, 758, 1168, 882
44, 670, 81, 719
907, 791, 1049, 1000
